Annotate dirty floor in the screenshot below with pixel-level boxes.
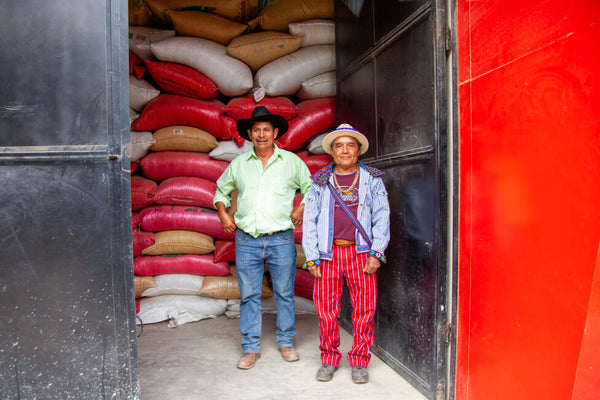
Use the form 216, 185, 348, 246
137, 313, 428, 400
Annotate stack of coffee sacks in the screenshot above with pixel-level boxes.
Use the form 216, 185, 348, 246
129, 0, 339, 325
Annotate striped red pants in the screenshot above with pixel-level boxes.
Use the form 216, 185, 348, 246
313, 245, 378, 367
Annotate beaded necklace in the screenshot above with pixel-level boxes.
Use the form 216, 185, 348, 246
333, 171, 358, 195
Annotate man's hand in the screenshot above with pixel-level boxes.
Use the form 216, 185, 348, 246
216, 202, 237, 233
291, 204, 305, 227
308, 265, 321, 278
363, 256, 381, 274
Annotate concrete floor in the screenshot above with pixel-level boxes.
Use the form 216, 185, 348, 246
137, 313, 428, 400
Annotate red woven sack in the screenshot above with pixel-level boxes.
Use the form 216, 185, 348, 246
223, 94, 298, 120
132, 212, 141, 230
213, 239, 236, 262
154, 177, 217, 209
133, 229, 155, 257
131, 175, 157, 211
139, 205, 235, 240
294, 224, 302, 244
294, 268, 314, 299
140, 151, 229, 182
294, 150, 333, 175
134, 254, 231, 276
131, 94, 234, 141
129, 50, 145, 79
276, 97, 336, 151
145, 60, 218, 100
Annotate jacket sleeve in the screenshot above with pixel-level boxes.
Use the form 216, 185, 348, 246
370, 176, 391, 258
301, 182, 322, 264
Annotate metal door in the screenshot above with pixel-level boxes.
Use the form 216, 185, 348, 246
335, 0, 455, 398
0, 1, 138, 399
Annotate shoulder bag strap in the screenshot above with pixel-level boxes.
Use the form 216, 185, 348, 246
327, 182, 372, 247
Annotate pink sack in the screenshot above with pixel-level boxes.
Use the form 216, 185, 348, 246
276, 97, 336, 150
223, 94, 298, 120
139, 205, 235, 240
131, 175, 157, 211
145, 60, 219, 100
133, 229, 155, 257
134, 254, 231, 276
140, 151, 229, 182
154, 177, 217, 209
131, 94, 234, 141
294, 150, 333, 175
213, 239, 236, 262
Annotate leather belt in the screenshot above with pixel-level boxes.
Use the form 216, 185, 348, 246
333, 239, 355, 247
257, 230, 286, 237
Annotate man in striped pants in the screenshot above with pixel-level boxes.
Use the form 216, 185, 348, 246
302, 124, 390, 384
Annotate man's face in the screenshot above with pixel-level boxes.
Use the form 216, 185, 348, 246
331, 136, 360, 168
248, 121, 278, 152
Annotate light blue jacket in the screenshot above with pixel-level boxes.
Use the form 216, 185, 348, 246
302, 163, 391, 263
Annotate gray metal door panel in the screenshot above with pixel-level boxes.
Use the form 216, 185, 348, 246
336, 0, 449, 398
0, 1, 138, 399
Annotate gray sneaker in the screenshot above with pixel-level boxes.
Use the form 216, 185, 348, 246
316, 364, 338, 382
351, 366, 369, 384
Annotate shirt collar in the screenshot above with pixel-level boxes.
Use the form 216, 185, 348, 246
247, 144, 282, 161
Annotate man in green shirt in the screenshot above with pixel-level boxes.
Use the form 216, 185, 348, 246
214, 106, 311, 370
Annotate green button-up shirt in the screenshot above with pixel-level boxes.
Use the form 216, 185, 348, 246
213, 145, 311, 238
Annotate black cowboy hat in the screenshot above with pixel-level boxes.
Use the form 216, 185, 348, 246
236, 106, 289, 141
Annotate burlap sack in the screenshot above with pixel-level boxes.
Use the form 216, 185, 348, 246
250, 0, 334, 32
227, 31, 303, 72
169, 10, 248, 45
134, 275, 157, 298
145, 0, 258, 25
199, 266, 273, 299
150, 125, 218, 152
142, 230, 215, 255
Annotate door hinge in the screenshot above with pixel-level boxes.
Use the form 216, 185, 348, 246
445, 26, 452, 54
443, 322, 452, 344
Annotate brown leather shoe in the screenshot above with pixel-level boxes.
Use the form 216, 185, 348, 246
279, 347, 299, 362
237, 353, 260, 369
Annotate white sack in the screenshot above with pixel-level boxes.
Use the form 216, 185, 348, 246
142, 274, 206, 297
126, 131, 155, 162
129, 108, 139, 127
306, 132, 329, 155
151, 37, 253, 97
137, 295, 227, 327
289, 19, 335, 47
129, 26, 176, 61
209, 140, 253, 162
296, 71, 336, 100
129, 76, 160, 112
253, 45, 335, 101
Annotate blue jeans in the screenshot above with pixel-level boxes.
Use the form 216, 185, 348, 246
235, 228, 297, 353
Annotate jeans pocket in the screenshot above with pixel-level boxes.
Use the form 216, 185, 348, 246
274, 229, 294, 244
236, 229, 250, 244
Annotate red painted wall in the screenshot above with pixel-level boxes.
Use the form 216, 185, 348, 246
456, 1, 600, 399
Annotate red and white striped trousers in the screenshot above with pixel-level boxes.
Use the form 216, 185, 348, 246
313, 244, 378, 367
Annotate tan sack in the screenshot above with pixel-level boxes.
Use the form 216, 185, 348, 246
289, 19, 335, 47
150, 125, 218, 152
250, 0, 334, 32
142, 230, 215, 255
227, 31, 303, 72
125, 131, 155, 162
134, 275, 157, 298
199, 266, 273, 299
169, 11, 248, 45
145, 0, 259, 24
151, 37, 253, 97
129, 0, 153, 26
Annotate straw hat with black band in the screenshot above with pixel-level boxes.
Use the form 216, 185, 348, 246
236, 106, 289, 141
321, 123, 369, 156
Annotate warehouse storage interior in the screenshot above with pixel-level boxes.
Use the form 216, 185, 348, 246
0, 0, 455, 399
128, 0, 454, 399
